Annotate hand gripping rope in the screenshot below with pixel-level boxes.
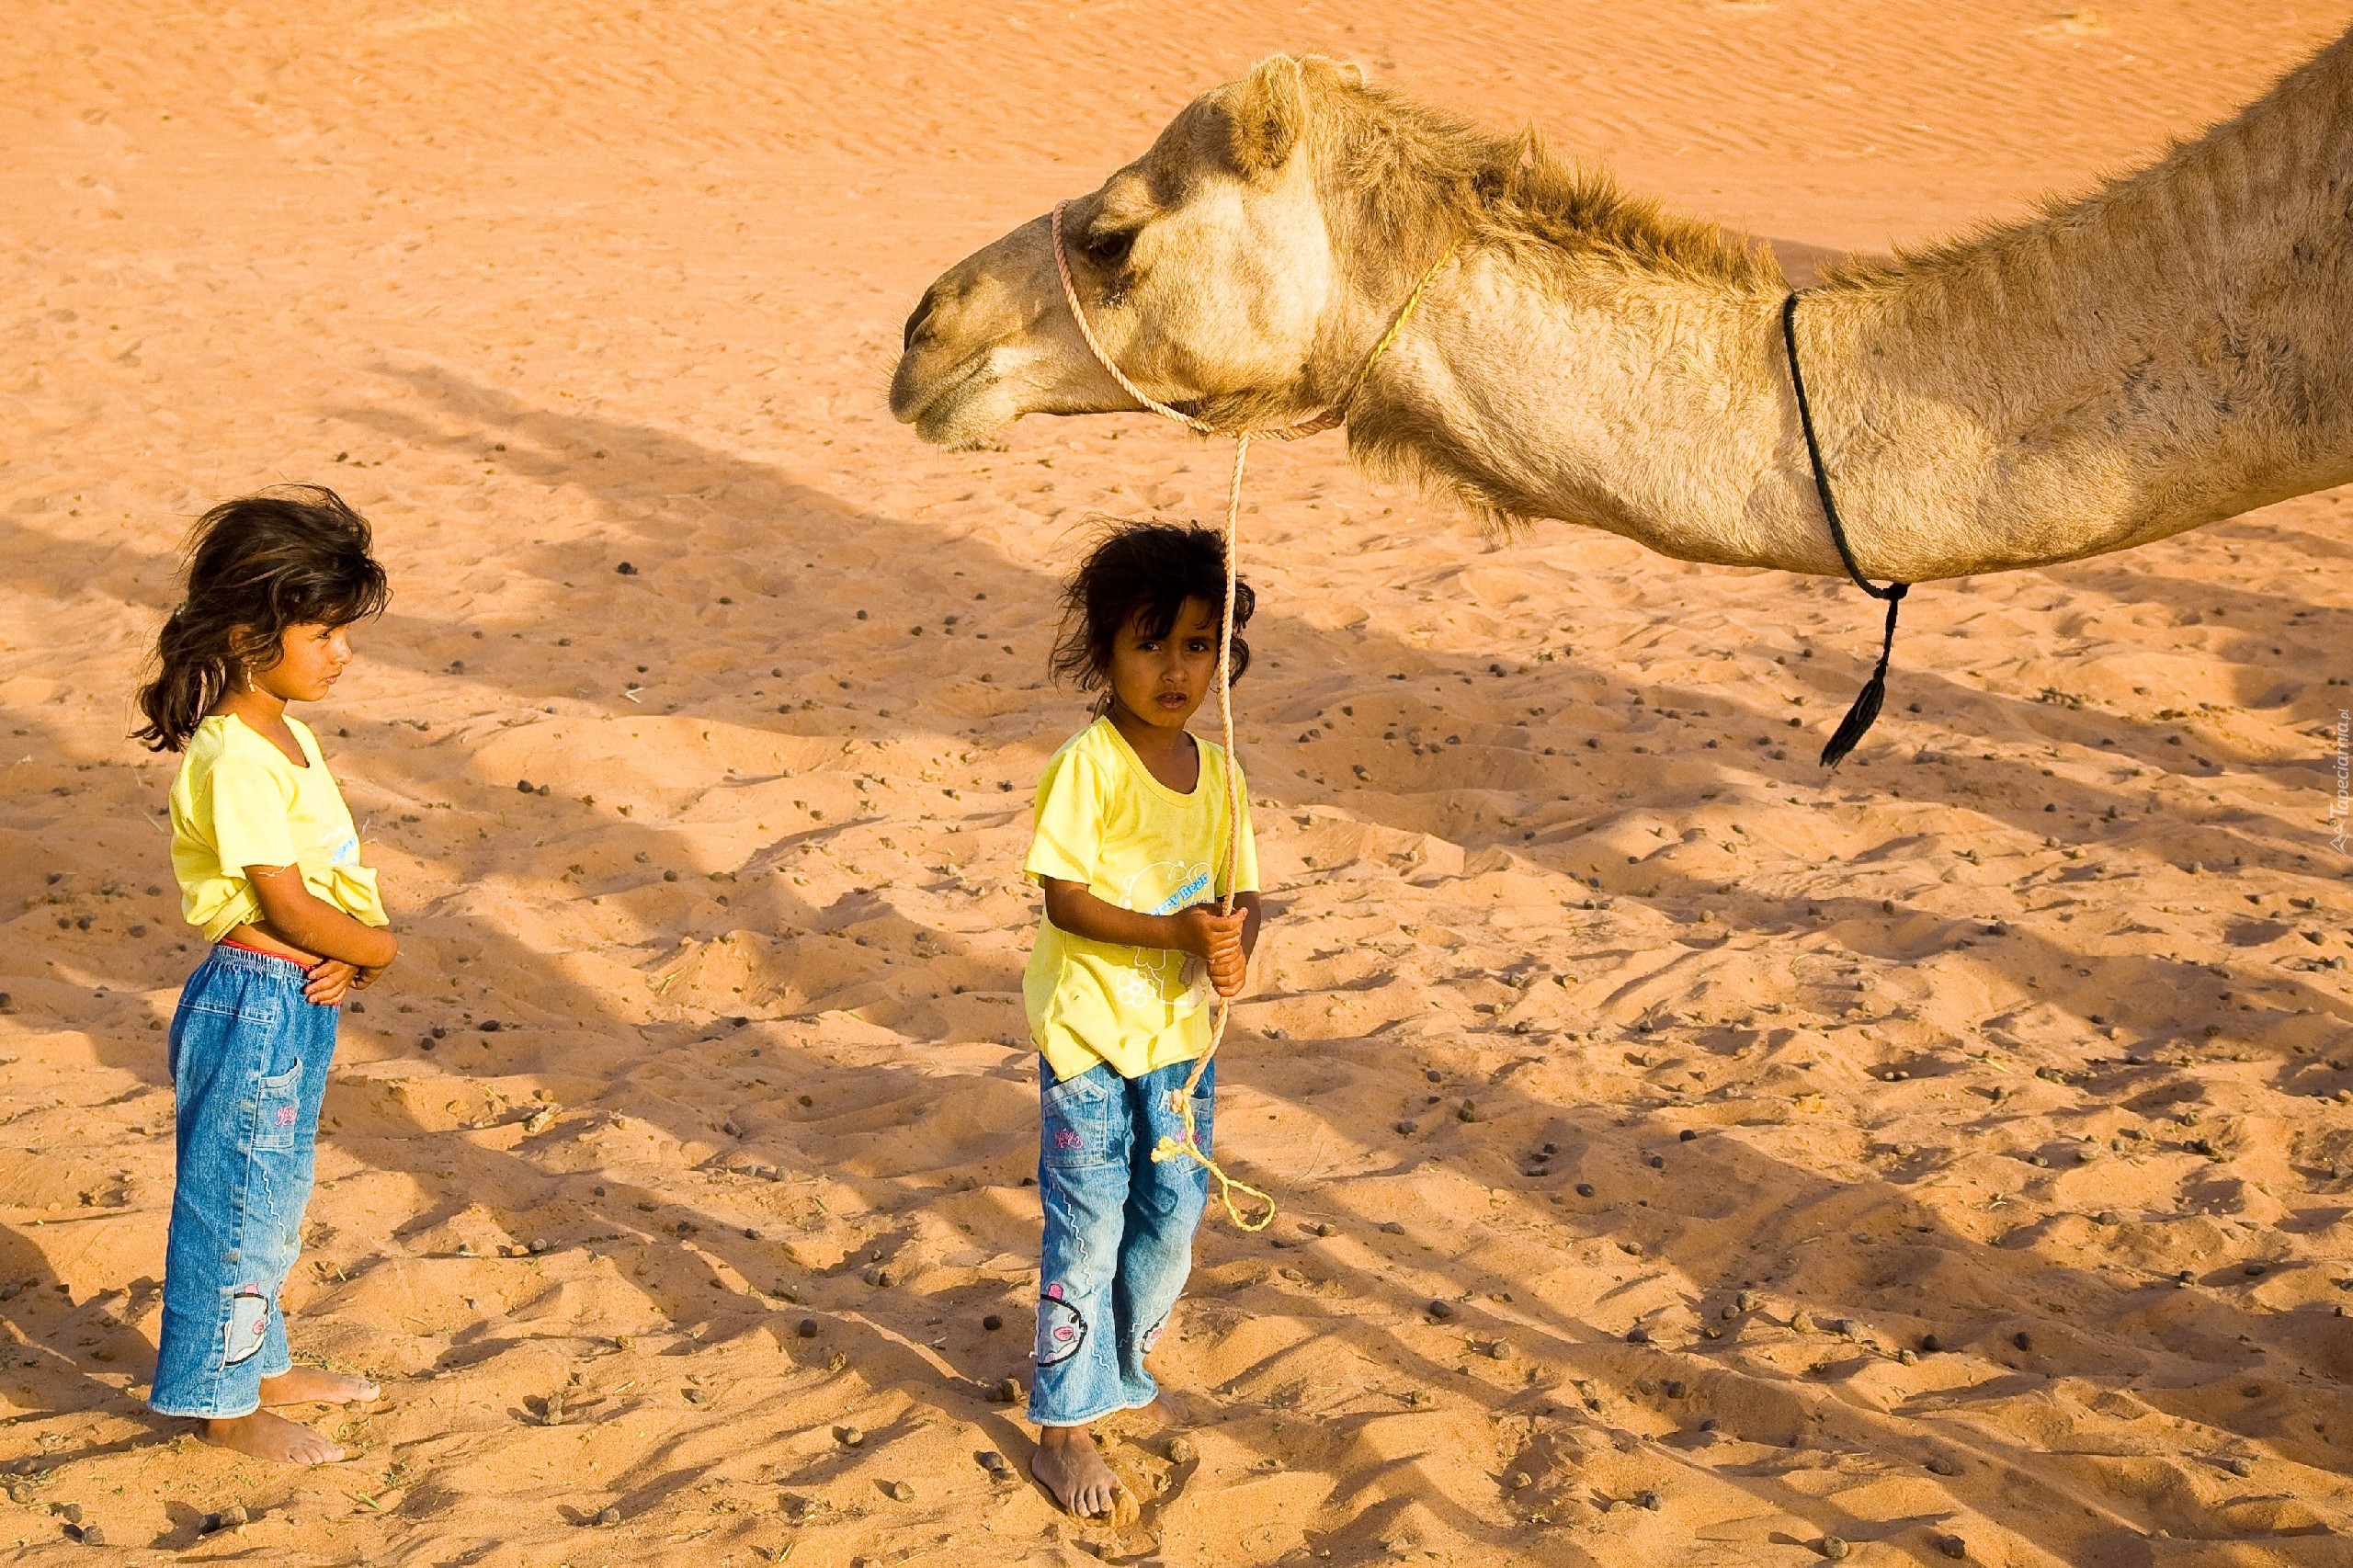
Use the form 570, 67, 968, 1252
1049, 200, 1453, 1228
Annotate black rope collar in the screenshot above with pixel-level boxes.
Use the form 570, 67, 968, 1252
1779, 291, 1908, 768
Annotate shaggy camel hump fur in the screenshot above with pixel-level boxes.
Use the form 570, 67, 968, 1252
890, 33, 2353, 585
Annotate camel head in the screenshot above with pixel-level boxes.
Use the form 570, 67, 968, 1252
892, 55, 1421, 449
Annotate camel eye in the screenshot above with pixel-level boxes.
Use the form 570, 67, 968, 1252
1083, 228, 1136, 269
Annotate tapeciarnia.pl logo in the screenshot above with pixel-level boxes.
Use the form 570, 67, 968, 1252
2333, 709, 2349, 853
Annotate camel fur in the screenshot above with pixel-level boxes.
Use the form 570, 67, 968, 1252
890, 40, 2353, 585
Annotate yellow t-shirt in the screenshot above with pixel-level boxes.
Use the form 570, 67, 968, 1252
169, 713, 388, 944
1022, 717, 1259, 1083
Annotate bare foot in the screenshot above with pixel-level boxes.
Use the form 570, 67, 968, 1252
200, 1409, 346, 1465
1032, 1426, 1132, 1523
260, 1366, 380, 1407
1143, 1390, 1197, 1427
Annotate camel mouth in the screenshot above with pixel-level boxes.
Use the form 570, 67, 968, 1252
889, 350, 1009, 449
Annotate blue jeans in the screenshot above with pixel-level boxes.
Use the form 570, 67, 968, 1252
1029, 1057, 1211, 1427
150, 944, 340, 1419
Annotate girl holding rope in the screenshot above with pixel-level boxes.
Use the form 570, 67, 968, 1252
1022, 520, 1265, 1519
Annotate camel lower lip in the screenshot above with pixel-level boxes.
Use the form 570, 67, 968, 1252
893, 351, 993, 429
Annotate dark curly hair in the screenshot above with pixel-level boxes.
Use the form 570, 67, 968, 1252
133, 486, 390, 753
1050, 519, 1256, 695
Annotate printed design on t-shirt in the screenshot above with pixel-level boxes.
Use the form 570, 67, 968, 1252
1035, 1281, 1087, 1368
1109, 859, 1215, 1010
325, 828, 359, 867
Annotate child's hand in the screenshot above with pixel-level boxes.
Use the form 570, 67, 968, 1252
1205, 939, 1249, 999
1172, 903, 1247, 960
1174, 904, 1249, 997
303, 960, 359, 1006
353, 962, 390, 991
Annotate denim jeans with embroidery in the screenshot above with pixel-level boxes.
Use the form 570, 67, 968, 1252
150, 944, 340, 1419
1029, 1057, 1211, 1427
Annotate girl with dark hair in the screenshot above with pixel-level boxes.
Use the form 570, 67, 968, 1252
136, 486, 397, 1465
1022, 520, 1266, 1520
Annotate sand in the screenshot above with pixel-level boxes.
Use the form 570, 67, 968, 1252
3, 1, 2352, 1562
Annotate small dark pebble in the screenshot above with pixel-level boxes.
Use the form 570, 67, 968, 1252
1637, 1489, 1662, 1511
1920, 1334, 1942, 1353
990, 1376, 1023, 1403
2225, 1455, 2255, 1477
480, 1019, 502, 1033
2012, 1330, 2033, 1352
2243, 1263, 2268, 1278
977, 1449, 1011, 1476
615, 562, 637, 575
1926, 1456, 1960, 1476
1937, 1535, 1968, 1561
797, 1317, 819, 1338
517, 779, 535, 793
982, 1313, 1003, 1332
1646, 1154, 1665, 1169
200, 1505, 250, 1534
1486, 1339, 1512, 1360
1574, 1183, 1596, 1198
1394, 1119, 1417, 1135
74, 1526, 105, 1548
1625, 1325, 1652, 1345
1427, 1300, 1457, 1321
1678, 1129, 1697, 1142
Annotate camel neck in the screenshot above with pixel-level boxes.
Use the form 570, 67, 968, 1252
1341, 28, 2353, 584
1349, 258, 1850, 578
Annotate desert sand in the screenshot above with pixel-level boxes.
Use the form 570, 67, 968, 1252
3, 2, 2352, 1563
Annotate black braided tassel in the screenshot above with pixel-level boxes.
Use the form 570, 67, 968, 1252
1819, 584, 1906, 767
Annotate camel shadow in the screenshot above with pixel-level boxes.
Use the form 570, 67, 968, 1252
2, 358, 2346, 1557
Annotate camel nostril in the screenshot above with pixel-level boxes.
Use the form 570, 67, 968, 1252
902, 290, 937, 354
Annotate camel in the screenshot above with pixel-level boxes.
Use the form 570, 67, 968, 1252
890, 39, 2353, 591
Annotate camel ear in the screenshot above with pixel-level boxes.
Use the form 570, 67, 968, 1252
1226, 55, 1307, 178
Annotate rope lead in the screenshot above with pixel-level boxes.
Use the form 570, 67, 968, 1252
1154, 434, 1276, 1233
1045, 202, 1451, 1230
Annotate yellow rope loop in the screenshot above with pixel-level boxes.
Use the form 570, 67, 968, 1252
1152, 1120, 1278, 1233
